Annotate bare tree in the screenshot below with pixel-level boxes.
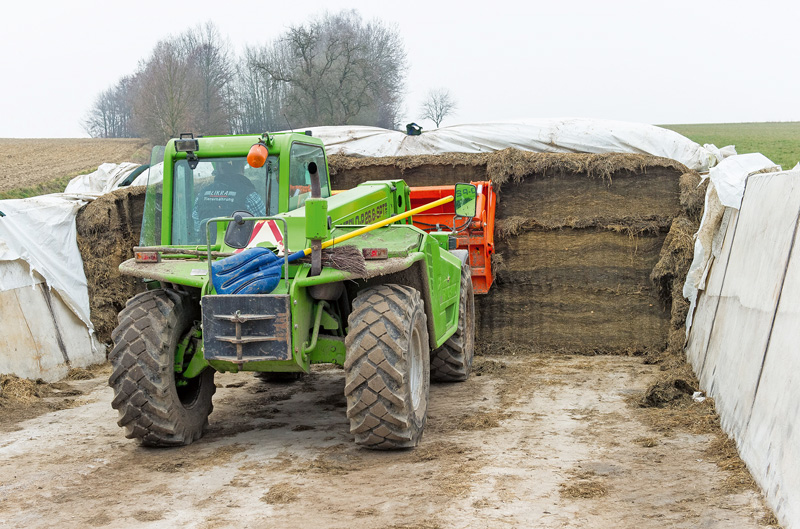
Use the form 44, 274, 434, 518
133, 39, 199, 144
130, 23, 235, 143
83, 88, 117, 138
254, 10, 407, 128
420, 88, 457, 128
228, 45, 286, 134
181, 22, 234, 135
362, 18, 407, 129
83, 76, 137, 138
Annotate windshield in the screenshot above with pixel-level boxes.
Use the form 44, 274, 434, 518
139, 146, 166, 247
172, 155, 279, 245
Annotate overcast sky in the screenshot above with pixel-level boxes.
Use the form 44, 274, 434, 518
2, 0, 798, 138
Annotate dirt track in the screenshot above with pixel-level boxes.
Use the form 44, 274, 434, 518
0, 354, 774, 529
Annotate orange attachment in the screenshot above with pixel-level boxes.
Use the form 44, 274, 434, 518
409, 181, 496, 294
247, 143, 268, 168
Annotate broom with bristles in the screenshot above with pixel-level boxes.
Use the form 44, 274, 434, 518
298, 245, 366, 276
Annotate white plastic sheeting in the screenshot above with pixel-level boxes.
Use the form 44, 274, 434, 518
131, 161, 162, 187
64, 162, 141, 195
709, 153, 780, 208
297, 120, 719, 172
0, 195, 92, 326
0, 195, 105, 381
703, 143, 738, 164
685, 170, 800, 529
0, 260, 103, 381
683, 153, 780, 329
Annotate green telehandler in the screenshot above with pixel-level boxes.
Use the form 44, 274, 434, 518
109, 131, 478, 449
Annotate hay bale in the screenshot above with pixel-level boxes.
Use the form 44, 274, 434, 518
483, 228, 669, 353
76, 187, 147, 344
485, 150, 686, 188
650, 216, 697, 302
646, 214, 698, 365
493, 165, 679, 231
329, 150, 688, 190
329, 152, 488, 189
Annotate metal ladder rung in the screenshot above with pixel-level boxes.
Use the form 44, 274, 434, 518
216, 336, 281, 344
214, 314, 276, 323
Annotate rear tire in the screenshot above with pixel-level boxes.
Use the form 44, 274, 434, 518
109, 289, 215, 447
431, 262, 475, 382
344, 285, 430, 449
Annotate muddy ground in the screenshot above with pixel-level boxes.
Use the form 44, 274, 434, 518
0, 354, 776, 529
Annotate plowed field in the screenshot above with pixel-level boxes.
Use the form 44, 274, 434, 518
0, 138, 148, 193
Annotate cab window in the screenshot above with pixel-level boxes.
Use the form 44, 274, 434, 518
288, 143, 330, 211
171, 156, 277, 245
245, 156, 280, 216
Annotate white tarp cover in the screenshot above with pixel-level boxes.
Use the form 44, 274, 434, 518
0, 195, 91, 327
0, 259, 103, 381
709, 153, 781, 209
683, 153, 780, 329
131, 161, 162, 187
703, 143, 738, 164
685, 170, 800, 529
0, 254, 43, 291
298, 119, 719, 172
0, 194, 106, 380
64, 162, 141, 195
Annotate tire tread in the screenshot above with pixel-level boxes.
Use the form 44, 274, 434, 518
344, 285, 429, 449
109, 289, 215, 447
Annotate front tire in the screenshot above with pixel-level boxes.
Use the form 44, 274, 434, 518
431, 262, 475, 381
344, 284, 430, 449
109, 289, 215, 447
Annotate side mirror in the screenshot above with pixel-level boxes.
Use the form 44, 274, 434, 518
454, 183, 478, 219
224, 210, 255, 249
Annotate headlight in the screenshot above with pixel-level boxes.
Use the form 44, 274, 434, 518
175, 138, 199, 152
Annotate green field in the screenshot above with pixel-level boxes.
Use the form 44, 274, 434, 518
659, 122, 800, 170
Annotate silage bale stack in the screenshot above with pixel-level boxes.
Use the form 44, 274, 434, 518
75, 187, 147, 343
330, 149, 702, 354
